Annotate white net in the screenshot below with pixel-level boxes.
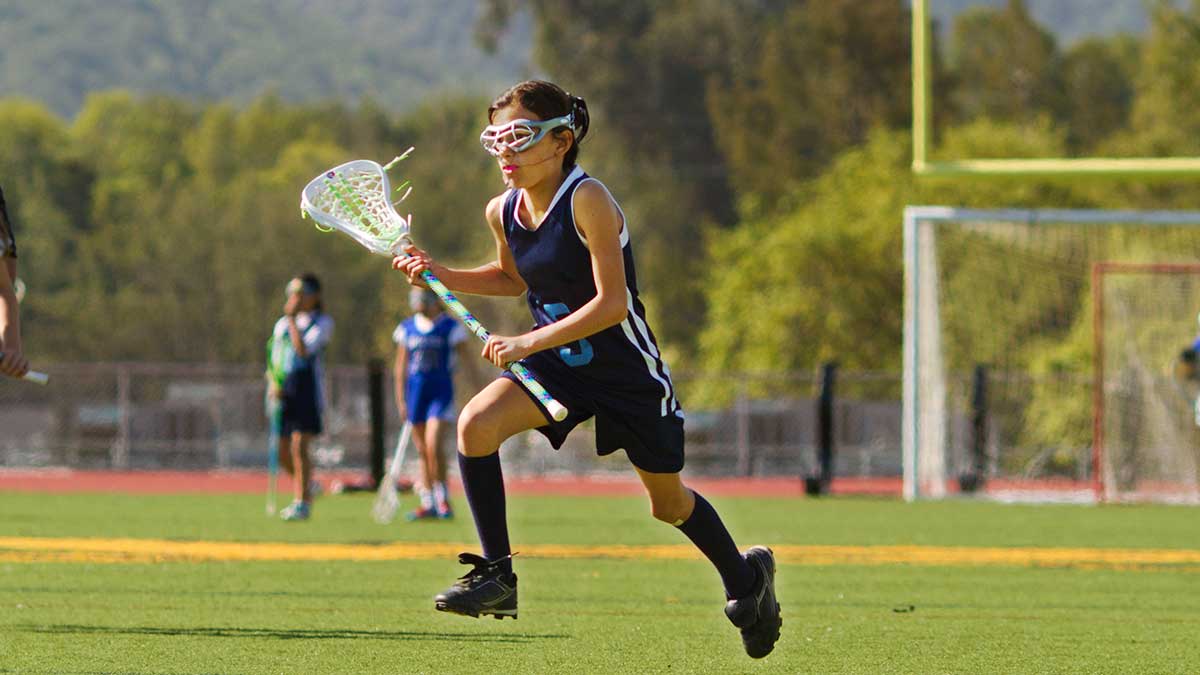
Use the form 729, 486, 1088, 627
904, 207, 1200, 503
300, 155, 413, 256
1097, 264, 1200, 503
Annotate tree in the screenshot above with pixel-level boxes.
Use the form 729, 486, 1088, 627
1061, 36, 1139, 153
710, 0, 912, 210
948, 0, 1066, 126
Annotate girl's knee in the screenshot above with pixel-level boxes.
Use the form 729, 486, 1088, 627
648, 488, 694, 525
456, 405, 498, 457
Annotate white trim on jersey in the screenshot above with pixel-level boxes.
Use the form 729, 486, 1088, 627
619, 288, 680, 417
569, 176, 629, 248
512, 166, 586, 231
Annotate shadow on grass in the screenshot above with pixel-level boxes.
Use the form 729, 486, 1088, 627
12, 623, 568, 644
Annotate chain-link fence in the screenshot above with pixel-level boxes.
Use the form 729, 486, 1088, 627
0, 363, 904, 478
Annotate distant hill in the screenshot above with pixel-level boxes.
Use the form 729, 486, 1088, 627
929, 0, 1180, 45
0, 0, 532, 118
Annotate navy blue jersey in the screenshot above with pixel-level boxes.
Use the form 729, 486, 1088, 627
502, 166, 680, 418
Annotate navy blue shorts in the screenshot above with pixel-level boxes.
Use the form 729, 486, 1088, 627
280, 369, 322, 435
501, 352, 685, 474
406, 374, 456, 422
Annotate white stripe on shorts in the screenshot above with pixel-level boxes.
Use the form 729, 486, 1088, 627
620, 288, 678, 417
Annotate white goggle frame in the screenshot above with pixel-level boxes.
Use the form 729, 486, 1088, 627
479, 114, 574, 157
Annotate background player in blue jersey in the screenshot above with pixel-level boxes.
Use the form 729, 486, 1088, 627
1177, 313, 1200, 426
394, 80, 781, 658
267, 274, 335, 521
0, 184, 29, 380
394, 287, 475, 520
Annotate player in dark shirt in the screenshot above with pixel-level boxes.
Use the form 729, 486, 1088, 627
394, 81, 781, 659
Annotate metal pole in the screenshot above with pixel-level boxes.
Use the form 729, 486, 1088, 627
114, 365, 131, 469
368, 358, 386, 488
960, 364, 988, 493
807, 362, 837, 495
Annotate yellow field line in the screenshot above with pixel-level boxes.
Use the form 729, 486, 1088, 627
1, 537, 1199, 570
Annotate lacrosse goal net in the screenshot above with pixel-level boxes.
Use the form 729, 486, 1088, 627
904, 206, 1200, 503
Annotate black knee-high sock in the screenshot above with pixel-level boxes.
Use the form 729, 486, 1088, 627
676, 492, 756, 599
458, 452, 512, 574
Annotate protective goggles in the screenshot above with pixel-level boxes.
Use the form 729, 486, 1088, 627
479, 114, 574, 157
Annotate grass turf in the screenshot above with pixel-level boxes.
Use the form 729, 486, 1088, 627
0, 491, 1198, 673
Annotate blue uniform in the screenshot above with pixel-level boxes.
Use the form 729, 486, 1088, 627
1191, 336, 1200, 427
395, 313, 467, 422
500, 166, 684, 472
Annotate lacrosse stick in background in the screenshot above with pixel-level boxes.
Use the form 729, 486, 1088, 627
371, 422, 413, 524
265, 394, 281, 516
299, 149, 568, 422
0, 351, 48, 385
264, 336, 286, 516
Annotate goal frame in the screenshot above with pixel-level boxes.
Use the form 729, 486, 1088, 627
903, 206, 1200, 502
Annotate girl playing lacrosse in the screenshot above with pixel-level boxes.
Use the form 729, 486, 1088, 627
393, 80, 781, 659
267, 274, 334, 521
393, 287, 477, 520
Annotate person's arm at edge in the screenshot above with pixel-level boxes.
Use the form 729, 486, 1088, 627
0, 258, 29, 377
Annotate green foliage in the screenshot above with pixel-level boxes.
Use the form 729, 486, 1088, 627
711, 0, 911, 209
948, 1, 1067, 125
5, 91, 518, 366
1061, 35, 1140, 152
8, 0, 1200, 398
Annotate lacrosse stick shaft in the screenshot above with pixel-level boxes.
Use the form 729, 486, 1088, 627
0, 352, 48, 384
418, 270, 568, 422
385, 422, 413, 485
266, 396, 280, 516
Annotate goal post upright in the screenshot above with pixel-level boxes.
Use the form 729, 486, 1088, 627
1091, 262, 1104, 503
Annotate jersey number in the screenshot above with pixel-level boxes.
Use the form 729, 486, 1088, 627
545, 302, 594, 367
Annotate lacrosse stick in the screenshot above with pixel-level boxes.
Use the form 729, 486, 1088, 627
0, 352, 48, 385
372, 422, 413, 524
265, 394, 281, 516
264, 336, 287, 516
299, 150, 568, 422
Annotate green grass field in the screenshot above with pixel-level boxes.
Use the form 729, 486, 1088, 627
1, 491, 1199, 674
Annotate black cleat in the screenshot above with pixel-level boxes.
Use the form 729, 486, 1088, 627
434, 552, 518, 620
724, 545, 782, 658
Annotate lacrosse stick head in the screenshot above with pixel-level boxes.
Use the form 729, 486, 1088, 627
300, 149, 416, 257
371, 486, 400, 524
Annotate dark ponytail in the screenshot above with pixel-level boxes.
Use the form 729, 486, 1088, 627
489, 80, 589, 170
299, 272, 323, 313
567, 94, 590, 163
